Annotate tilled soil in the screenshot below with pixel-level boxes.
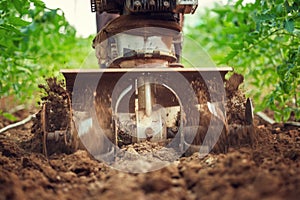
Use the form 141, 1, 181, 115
1, 111, 300, 200
1, 74, 300, 200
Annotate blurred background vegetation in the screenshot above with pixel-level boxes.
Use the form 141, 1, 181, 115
185, 0, 299, 121
0, 0, 299, 122
0, 0, 96, 119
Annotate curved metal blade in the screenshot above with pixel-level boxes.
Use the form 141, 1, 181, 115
245, 98, 254, 125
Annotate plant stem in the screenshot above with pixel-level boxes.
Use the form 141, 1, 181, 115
245, 29, 281, 51
295, 81, 298, 108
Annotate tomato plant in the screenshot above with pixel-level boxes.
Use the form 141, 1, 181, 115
186, 0, 299, 122
0, 0, 93, 116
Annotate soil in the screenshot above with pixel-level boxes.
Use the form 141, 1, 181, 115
1, 75, 300, 200
1, 112, 300, 200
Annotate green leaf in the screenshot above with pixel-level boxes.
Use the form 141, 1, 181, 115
229, 43, 244, 50
255, 13, 275, 21
9, 16, 31, 26
212, 7, 231, 15
0, 40, 9, 48
274, 111, 282, 122
220, 50, 239, 64
0, 24, 20, 33
295, 109, 300, 120
3, 112, 18, 122
286, 0, 294, 6
17, 66, 32, 74
284, 19, 294, 33
276, 4, 284, 14
13, 0, 24, 14
31, 0, 45, 8
283, 108, 291, 122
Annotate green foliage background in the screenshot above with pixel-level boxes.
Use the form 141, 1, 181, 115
186, 0, 299, 122
0, 0, 96, 118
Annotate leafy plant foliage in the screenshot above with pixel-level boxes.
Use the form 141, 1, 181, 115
0, 0, 92, 111
187, 0, 299, 122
